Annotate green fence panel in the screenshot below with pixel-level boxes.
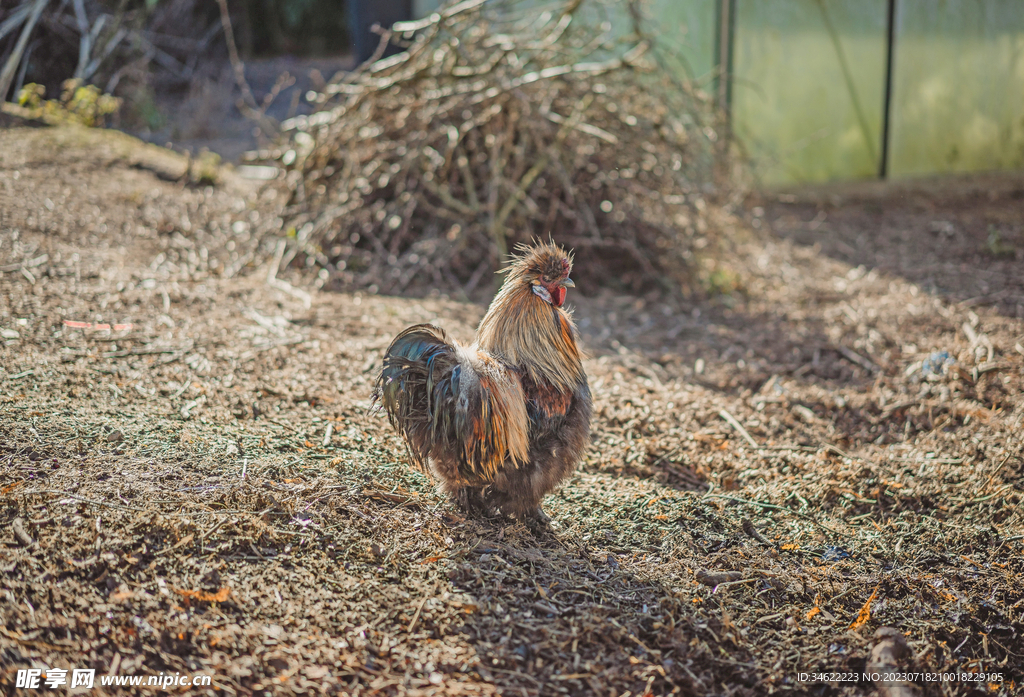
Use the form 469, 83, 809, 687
404, 0, 1024, 184
888, 0, 1024, 177
731, 0, 888, 185
647, 0, 718, 84
412, 1, 716, 80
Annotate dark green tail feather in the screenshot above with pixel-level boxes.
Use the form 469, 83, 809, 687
374, 324, 469, 479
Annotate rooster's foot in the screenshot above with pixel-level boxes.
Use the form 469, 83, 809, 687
519, 506, 553, 533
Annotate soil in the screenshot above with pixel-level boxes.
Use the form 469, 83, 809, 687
1, 122, 1022, 696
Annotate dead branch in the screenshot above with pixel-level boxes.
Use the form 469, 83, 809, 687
12, 517, 36, 546
215, 0, 277, 137
0, 0, 48, 102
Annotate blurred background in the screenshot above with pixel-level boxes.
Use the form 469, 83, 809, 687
2, 0, 1022, 185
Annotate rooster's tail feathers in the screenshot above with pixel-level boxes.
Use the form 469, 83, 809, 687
374, 324, 528, 484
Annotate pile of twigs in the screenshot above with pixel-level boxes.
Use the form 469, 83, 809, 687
275, 0, 726, 295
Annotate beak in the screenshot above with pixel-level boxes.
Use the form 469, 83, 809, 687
559, 278, 575, 288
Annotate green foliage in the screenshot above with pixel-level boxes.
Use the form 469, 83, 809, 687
190, 148, 222, 186
123, 83, 165, 131
985, 226, 1016, 258
280, 0, 320, 30
701, 264, 744, 300
17, 80, 121, 127
16, 83, 45, 109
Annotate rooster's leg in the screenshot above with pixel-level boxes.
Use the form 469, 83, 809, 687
452, 486, 489, 515
526, 506, 551, 525
514, 506, 553, 535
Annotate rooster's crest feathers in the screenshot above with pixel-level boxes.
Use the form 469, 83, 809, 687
505, 240, 574, 286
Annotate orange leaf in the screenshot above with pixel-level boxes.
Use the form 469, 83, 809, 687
419, 556, 443, 564
781, 543, 799, 551
848, 585, 878, 631
1, 480, 24, 495
806, 606, 820, 620
174, 587, 230, 603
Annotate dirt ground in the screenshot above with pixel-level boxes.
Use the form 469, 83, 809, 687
1, 121, 1022, 696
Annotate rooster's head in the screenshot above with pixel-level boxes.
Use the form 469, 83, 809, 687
506, 241, 575, 308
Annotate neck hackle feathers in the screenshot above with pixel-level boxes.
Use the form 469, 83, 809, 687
475, 241, 585, 393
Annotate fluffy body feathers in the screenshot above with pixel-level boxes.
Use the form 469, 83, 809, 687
375, 242, 591, 518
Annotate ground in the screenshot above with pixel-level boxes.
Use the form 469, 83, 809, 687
1, 122, 1022, 697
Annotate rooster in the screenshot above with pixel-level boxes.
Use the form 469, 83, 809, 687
374, 241, 591, 522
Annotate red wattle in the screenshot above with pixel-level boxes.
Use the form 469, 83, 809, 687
553, 286, 566, 307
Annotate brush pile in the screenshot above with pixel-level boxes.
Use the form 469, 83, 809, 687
274, 0, 726, 295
